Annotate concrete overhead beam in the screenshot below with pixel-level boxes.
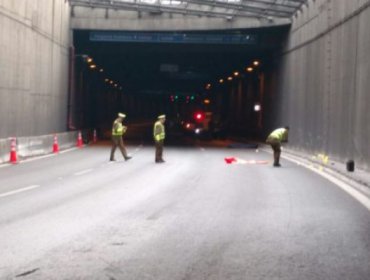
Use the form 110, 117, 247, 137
71, 6, 291, 31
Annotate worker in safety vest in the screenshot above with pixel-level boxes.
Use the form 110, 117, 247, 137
266, 126, 289, 167
153, 114, 166, 163
110, 112, 132, 161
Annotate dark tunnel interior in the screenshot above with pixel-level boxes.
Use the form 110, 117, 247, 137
72, 26, 289, 141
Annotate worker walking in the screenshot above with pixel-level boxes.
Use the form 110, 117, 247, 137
266, 126, 289, 167
153, 115, 166, 163
110, 112, 132, 161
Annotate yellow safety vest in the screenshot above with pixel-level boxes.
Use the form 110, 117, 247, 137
153, 121, 165, 142
268, 128, 288, 142
112, 120, 126, 136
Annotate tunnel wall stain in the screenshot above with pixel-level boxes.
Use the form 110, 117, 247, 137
265, 0, 370, 171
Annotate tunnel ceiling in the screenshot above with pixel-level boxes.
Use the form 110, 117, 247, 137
69, 0, 307, 20
74, 27, 288, 95
70, 1, 297, 96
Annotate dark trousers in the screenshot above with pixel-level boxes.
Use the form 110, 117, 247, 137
155, 140, 164, 162
110, 135, 128, 160
267, 138, 281, 165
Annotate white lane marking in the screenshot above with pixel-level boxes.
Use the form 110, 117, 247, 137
59, 147, 80, 154
0, 163, 12, 169
74, 169, 93, 176
22, 147, 80, 163
21, 153, 56, 162
319, 170, 370, 211
285, 155, 370, 212
0, 147, 81, 168
0, 185, 41, 198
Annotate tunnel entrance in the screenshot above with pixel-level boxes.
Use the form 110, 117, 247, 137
71, 27, 288, 140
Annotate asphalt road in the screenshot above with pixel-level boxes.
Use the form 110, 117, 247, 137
0, 140, 369, 280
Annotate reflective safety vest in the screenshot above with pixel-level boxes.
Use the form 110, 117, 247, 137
112, 120, 126, 136
267, 128, 288, 142
153, 121, 165, 142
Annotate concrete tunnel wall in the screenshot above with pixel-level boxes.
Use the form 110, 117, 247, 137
0, 0, 71, 138
265, 0, 370, 170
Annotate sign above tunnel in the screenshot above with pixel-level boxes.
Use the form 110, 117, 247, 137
89, 31, 257, 45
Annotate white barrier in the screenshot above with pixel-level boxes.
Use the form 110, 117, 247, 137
0, 138, 10, 164
0, 131, 84, 164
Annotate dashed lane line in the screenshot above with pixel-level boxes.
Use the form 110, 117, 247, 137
0, 145, 144, 198
0, 185, 41, 198
74, 169, 93, 176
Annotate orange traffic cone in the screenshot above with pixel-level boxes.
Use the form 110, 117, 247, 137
93, 129, 97, 143
53, 134, 59, 153
9, 137, 18, 164
77, 131, 83, 148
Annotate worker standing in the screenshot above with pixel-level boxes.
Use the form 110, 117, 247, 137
266, 126, 289, 167
153, 115, 166, 163
110, 112, 132, 161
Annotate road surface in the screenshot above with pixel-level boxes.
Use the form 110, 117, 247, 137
0, 140, 369, 279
